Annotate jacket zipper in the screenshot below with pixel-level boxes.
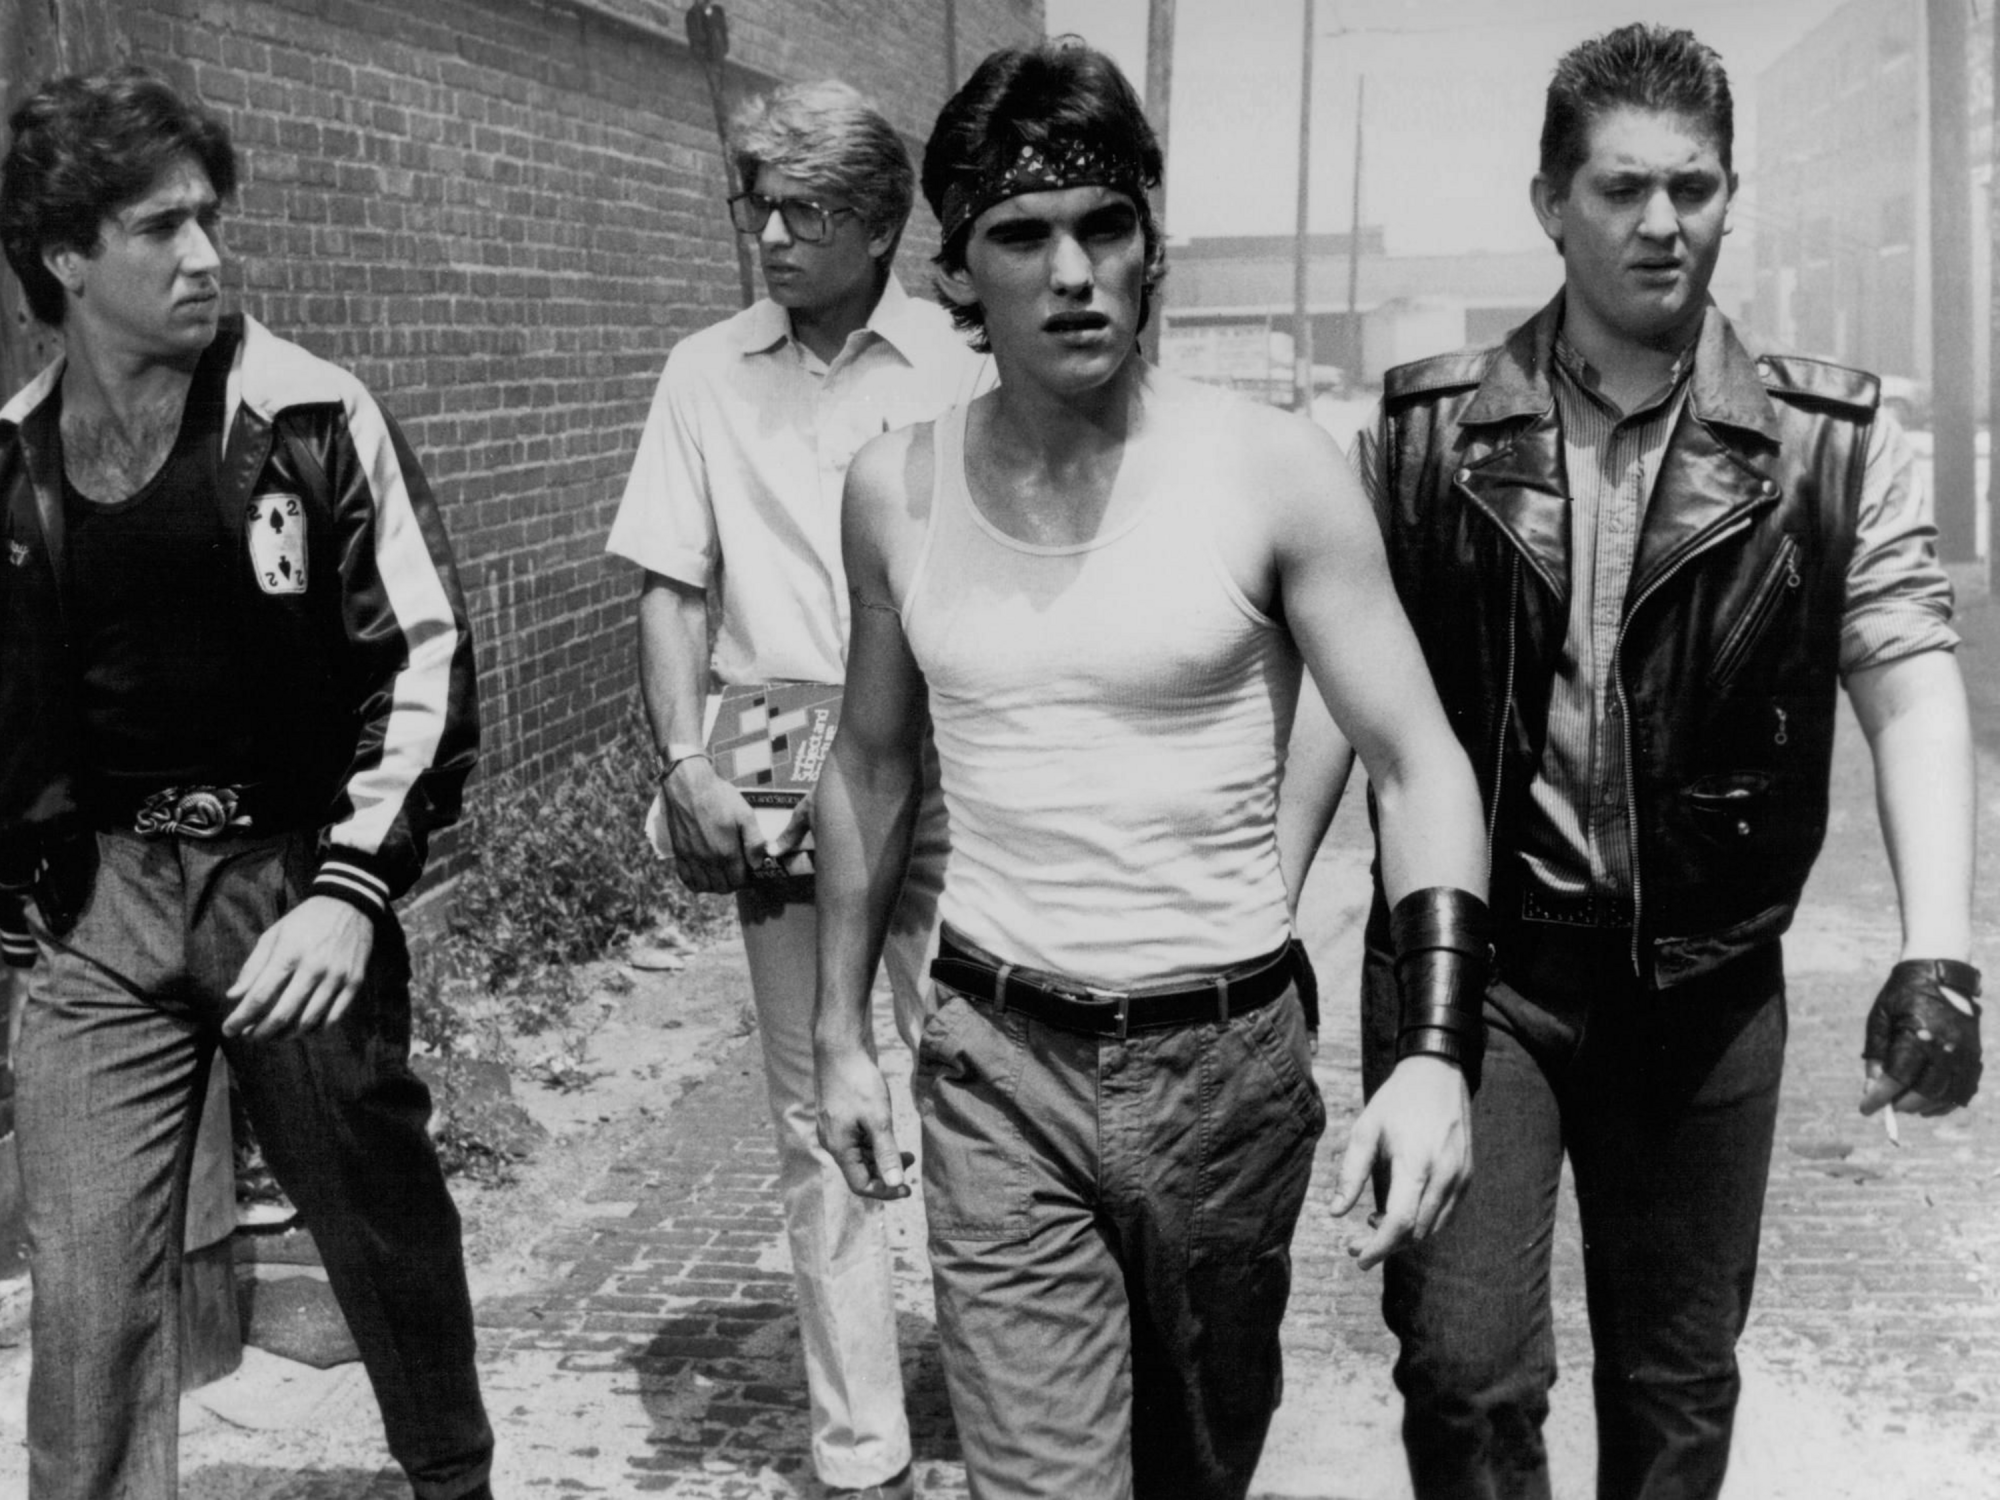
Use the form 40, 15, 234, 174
1486, 555, 1522, 875
1707, 535, 1801, 691
1611, 515, 1756, 972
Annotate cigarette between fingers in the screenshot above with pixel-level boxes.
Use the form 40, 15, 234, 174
1882, 1101, 1901, 1147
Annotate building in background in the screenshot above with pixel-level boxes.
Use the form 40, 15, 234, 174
1754, 0, 1993, 422
0, 0, 1044, 813
1159, 227, 1755, 396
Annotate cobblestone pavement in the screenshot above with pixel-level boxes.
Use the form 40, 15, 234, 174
462, 615, 1999, 1498
7, 601, 1996, 1499
470, 978, 964, 1498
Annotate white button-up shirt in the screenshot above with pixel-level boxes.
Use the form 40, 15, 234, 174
607, 276, 991, 686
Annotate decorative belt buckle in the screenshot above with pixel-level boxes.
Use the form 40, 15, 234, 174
133, 785, 248, 840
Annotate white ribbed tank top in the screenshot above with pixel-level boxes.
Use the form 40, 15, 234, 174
900, 392, 1302, 987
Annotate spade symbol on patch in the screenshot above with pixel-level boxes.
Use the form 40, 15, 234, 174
249, 492, 308, 595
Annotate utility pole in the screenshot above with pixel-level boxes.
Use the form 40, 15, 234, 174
1292, 0, 1315, 412
1989, 0, 2000, 587
1926, 0, 1977, 564
685, 3, 757, 309
1344, 74, 1364, 380
1141, 0, 1175, 362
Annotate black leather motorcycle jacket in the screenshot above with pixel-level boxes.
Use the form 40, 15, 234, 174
1375, 297, 1876, 990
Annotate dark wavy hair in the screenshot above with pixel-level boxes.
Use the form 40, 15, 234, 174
921, 37, 1165, 350
1, 65, 236, 326
1540, 24, 1733, 196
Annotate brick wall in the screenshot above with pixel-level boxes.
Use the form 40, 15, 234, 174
110, 0, 1042, 843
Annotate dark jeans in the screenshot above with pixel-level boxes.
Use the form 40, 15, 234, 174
15, 829, 493, 1500
919, 940, 1326, 1500
1360, 924, 1786, 1500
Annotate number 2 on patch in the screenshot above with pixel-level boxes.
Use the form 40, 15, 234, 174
247, 492, 308, 596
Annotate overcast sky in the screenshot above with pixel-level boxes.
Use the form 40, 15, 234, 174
1041, 0, 1853, 254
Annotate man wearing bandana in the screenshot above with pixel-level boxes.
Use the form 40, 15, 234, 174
811, 41, 1492, 1500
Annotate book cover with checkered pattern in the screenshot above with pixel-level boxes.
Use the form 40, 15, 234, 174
705, 681, 843, 874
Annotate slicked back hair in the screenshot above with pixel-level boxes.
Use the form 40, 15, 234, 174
730, 80, 913, 261
922, 37, 1165, 350
1540, 23, 1733, 197
1, 65, 237, 327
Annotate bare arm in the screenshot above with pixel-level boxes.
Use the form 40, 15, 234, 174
1258, 411, 1489, 1268
813, 431, 931, 1200
636, 572, 772, 891
1848, 649, 1979, 1116
1850, 649, 1975, 961
1277, 676, 1357, 916
1267, 421, 1485, 907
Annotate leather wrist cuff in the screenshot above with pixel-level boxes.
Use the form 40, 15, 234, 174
1397, 1025, 1479, 1070
1391, 887, 1493, 1076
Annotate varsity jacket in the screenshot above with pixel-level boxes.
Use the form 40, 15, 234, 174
0, 313, 478, 964
1374, 296, 1876, 990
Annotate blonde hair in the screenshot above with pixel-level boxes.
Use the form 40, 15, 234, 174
730, 80, 913, 254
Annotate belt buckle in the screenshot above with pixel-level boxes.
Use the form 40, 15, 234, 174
1104, 989, 1131, 1041
133, 785, 245, 840
1080, 980, 1128, 1040
1044, 979, 1132, 1040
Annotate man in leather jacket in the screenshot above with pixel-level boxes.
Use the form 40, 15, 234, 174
1337, 24, 1979, 1500
0, 67, 492, 1499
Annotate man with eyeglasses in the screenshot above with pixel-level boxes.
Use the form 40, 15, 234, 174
605, 78, 986, 1500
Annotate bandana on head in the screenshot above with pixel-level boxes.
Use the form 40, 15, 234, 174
939, 136, 1151, 246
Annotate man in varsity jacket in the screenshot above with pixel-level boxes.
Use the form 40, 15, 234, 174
0, 67, 492, 1499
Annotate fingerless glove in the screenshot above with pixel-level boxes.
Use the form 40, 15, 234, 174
1863, 958, 1983, 1108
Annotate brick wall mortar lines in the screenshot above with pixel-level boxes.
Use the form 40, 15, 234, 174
106, 0, 1044, 881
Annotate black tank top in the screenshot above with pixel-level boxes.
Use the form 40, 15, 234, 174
62, 362, 276, 789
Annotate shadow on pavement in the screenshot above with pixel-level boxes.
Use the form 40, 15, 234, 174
616, 1301, 961, 1488
179, 1463, 404, 1499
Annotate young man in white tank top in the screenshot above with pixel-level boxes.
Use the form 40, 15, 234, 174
813, 41, 1491, 1500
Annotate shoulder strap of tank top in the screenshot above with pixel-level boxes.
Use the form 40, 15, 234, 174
898, 401, 972, 624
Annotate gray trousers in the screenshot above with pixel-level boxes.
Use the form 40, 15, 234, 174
918, 948, 1325, 1500
16, 828, 493, 1500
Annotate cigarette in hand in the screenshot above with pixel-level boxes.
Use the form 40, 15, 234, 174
1882, 1101, 1901, 1148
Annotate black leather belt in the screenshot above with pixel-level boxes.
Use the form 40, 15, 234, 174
1521, 885, 1634, 928
932, 928, 1299, 1040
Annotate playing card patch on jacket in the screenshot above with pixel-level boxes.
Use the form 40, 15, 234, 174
247, 492, 308, 595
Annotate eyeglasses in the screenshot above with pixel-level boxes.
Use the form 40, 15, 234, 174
727, 192, 859, 244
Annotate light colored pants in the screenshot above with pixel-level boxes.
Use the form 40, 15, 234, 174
736, 785, 946, 1491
